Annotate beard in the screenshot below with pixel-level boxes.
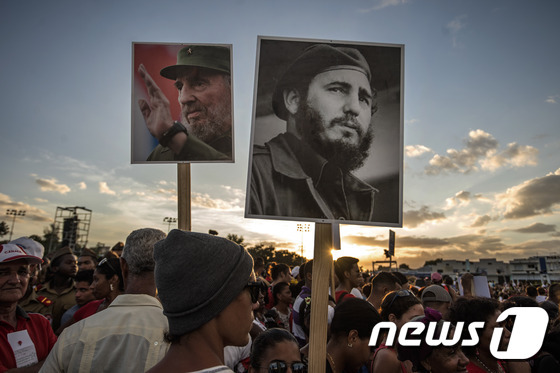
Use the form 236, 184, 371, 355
181, 99, 231, 143
295, 102, 374, 172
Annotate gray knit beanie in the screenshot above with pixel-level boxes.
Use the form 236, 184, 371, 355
154, 229, 254, 336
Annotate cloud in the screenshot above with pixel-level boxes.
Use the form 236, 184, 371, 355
77, 182, 87, 190
470, 215, 492, 228
479, 142, 538, 171
425, 129, 538, 175
509, 239, 560, 253
512, 223, 557, 234
0, 193, 51, 223
446, 190, 475, 208
34, 198, 48, 203
406, 145, 432, 158
192, 192, 243, 211
99, 182, 116, 195
35, 177, 71, 194
403, 206, 446, 228
445, 15, 467, 47
546, 95, 559, 104
405, 118, 420, 125
498, 168, 560, 219
359, 0, 409, 13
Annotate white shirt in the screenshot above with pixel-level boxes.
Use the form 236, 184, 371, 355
40, 294, 169, 373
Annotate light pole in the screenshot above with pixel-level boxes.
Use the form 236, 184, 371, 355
6, 209, 26, 241
163, 217, 177, 233
296, 223, 310, 264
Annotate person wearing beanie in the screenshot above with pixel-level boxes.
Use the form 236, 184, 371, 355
148, 230, 258, 373
247, 43, 380, 222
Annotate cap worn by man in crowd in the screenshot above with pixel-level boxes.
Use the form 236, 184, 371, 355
421, 285, 452, 303
431, 272, 442, 282
154, 229, 254, 336
160, 45, 231, 80
80, 247, 98, 260
272, 43, 372, 121
291, 266, 300, 278
51, 246, 74, 264
0, 243, 43, 265
9, 237, 45, 261
540, 300, 559, 320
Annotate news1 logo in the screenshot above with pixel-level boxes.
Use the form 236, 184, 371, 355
369, 307, 549, 359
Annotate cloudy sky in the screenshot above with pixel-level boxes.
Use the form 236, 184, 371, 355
1, 0, 558, 269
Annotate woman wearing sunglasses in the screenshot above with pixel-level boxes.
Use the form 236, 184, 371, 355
250, 328, 306, 373
327, 298, 382, 373
370, 289, 424, 373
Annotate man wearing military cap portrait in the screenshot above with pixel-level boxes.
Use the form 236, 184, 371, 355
248, 43, 379, 221
137, 44, 233, 161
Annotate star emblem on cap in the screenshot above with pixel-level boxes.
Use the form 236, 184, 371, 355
186, 48, 193, 55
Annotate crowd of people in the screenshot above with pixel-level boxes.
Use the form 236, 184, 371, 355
1, 232, 560, 372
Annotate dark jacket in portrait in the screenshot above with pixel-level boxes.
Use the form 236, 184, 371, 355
249, 133, 377, 221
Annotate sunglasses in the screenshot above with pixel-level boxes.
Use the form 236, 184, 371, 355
246, 281, 265, 303
261, 360, 307, 373
387, 289, 415, 309
98, 257, 118, 274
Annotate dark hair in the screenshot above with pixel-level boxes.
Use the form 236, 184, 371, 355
502, 295, 538, 310
331, 298, 382, 339
526, 285, 538, 297
302, 260, 313, 279
538, 287, 546, 296
362, 283, 372, 297
75, 269, 94, 284
334, 257, 359, 283
449, 297, 500, 355
272, 282, 290, 305
250, 328, 300, 369
254, 257, 265, 269
271, 263, 290, 281
371, 271, 398, 289
380, 290, 422, 321
549, 284, 560, 300
96, 257, 124, 291
392, 272, 408, 287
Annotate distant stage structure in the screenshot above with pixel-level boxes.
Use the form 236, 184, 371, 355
49, 206, 92, 253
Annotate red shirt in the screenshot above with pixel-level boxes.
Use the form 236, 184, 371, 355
335, 290, 355, 304
72, 299, 103, 322
0, 307, 57, 372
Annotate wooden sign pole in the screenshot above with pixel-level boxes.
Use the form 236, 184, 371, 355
177, 163, 191, 231
308, 222, 333, 372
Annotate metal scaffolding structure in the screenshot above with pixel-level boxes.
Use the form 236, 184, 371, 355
49, 206, 92, 253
